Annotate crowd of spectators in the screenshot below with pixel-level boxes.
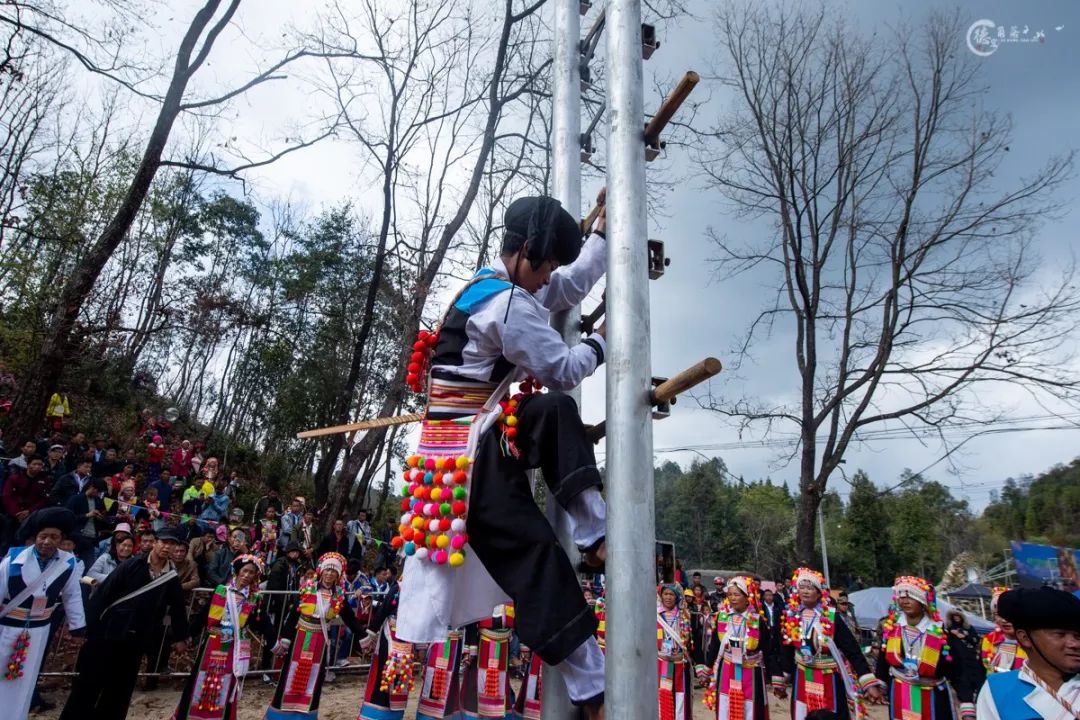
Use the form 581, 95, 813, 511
0, 413, 399, 713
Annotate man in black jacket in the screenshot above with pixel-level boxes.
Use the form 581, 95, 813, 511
51, 459, 93, 507
59, 527, 189, 720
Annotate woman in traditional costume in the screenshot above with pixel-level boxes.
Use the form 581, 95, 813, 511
266, 552, 366, 720
776, 568, 885, 720
357, 574, 414, 720
874, 576, 977, 720
657, 584, 695, 719
702, 576, 773, 720
460, 604, 516, 719
415, 627, 465, 720
980, 586, 1026, 674
173, 554, 265, 720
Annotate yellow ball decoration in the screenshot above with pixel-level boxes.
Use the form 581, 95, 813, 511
436, 534, 450, 549
455, 456, 470, 469
449, 552, 465, 567
411, 517, 425, 529
430, 487, 442, 501
505, 415, 518, 427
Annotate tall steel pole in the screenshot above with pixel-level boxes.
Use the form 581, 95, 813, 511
545, 1, 582, 718
818, 503, 831, 586
604, 1, 657, 718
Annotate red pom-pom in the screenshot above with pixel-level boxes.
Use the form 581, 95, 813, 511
400, 498, 411, 511
401, 527, 414, 541
407, 362, 421, 373
411, 351, 424, 362
505, 427, 518, 439
441, 458, 455, 471
391, 536, 404, 549
452, 471, 467, 484
451, 501, 467, 516
413, 340, 426, 351
439, 518, 452, 532
406, 373, 419, 385
426, 534, 438, 548
413, 531, 426, 546
426, 333, 438, 346
418, 330, 430, 341
433, 472, 444, 485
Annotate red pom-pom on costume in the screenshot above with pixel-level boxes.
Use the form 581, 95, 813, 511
426, 333, 438, 346
418, 330, 430, 341
451, 501, 467, 516
439, 518, 452, 532
452, 471, 467, 485
408, 362, 420, 373
413, 531, 426, 546
413, 341, 426, 351
400, 498, 411, 511
391, 536, 404, 549
505, 427, 518, 439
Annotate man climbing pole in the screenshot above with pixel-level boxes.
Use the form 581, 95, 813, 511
394, 193, 609, 718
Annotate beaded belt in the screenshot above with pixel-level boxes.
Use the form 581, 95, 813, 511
724, 649, 763, 667
297, 618, 324, 632
795, 656, 839, 671
889, 668, 945, 688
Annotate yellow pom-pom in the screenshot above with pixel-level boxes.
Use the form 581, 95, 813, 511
456, 456, 470, 469
411, 517, 424, 529
449, 552, 465, 567
505, 415, 518, 427
436, 534, 450, 549
430, 487, 442, 501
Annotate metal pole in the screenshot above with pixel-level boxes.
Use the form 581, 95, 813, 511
604, 1, 656, 718
544, 1, 582, 718
818, 503, 831, 587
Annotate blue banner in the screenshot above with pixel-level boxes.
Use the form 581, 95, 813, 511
1010, 541, 1080, 588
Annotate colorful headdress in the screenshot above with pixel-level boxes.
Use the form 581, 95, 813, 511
317, 552, 347, 579
885, 575, 942, 627
791, 567, 827, 593
893, 576, 931, 607
724, 575, 762, 613
231, 553, 264, 576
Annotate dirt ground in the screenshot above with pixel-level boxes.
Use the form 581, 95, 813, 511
31, 671, 891, 719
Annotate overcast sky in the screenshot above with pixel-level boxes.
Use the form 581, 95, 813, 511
107, 0, 1080, 511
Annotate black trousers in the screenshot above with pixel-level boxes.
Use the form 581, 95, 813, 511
466, 393, 602, 665
60, 636, 143, 720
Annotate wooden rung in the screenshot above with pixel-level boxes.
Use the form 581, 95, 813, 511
650, 357, 721, 404
296, 412, 424, 439
644, 71, 700, 146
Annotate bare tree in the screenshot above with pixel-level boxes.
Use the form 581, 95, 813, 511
696, 4, 1079, 563
5, 0, 340, 440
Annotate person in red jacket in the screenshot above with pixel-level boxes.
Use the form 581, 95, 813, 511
169, 439, 193, 480
2, 456, 51, 524
145, 434, 166, 484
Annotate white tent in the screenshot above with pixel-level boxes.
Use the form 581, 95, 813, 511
847, 587, 994, 633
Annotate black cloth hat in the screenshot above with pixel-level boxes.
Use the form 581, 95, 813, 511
997, 587, 1080, 632
504, 196, 582, 268
156, 526, 185, 543
17, 507, 77, 542
284, 540, 301, 553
